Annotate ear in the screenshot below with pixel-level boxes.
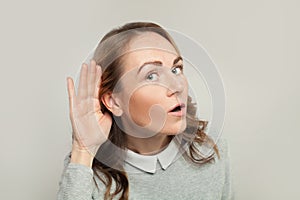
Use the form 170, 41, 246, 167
101, 92, 123, 116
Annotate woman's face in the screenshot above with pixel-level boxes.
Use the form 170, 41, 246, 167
117, 31, 188, 136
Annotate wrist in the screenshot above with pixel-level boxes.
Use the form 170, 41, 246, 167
71, 144, 95, 168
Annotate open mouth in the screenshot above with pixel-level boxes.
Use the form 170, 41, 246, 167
169, 105, 182, 112
168, 103, 186, 117
168, 103, 185, 113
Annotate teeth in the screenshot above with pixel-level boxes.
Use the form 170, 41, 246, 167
171, 106, 181, 112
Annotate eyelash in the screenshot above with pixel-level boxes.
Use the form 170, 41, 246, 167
173, 65, 183, 74
145, 71, 158, 81
145, 65, 184, 80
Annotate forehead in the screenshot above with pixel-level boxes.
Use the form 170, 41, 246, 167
129, 32, 177, 53
122, 32, 179, 72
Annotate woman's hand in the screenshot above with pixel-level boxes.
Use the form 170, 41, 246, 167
66, 59, 112, 157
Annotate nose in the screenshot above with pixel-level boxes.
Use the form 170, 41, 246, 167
166, 74, 185, 97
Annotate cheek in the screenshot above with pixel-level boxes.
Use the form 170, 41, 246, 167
128, 86, 163, 126
183, 76, 189, 90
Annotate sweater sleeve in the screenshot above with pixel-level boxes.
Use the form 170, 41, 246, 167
57, 152, 96, 200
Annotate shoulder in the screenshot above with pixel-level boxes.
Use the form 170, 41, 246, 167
183, 135, 230, 165
215, 136, 230, 161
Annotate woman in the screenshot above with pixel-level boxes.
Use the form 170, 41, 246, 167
57, 22, 233, 200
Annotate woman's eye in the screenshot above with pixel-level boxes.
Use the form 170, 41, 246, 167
146, 72, 159, 81
172, 65, 183, 75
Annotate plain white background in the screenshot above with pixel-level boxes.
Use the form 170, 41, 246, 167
0, 0, 299, 199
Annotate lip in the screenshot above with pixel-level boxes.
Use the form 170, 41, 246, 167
168, 103, 186, 117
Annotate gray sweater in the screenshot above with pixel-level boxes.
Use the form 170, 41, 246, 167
57, 137, 234, 200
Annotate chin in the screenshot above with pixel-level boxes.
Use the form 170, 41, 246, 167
162, 121, 187, 135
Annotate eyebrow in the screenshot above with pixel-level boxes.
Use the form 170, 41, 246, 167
137, 56, 183, 75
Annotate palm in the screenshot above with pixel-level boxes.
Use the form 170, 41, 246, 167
67, 60, 112, 156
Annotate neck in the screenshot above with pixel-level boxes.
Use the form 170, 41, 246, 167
126, 134, 173, 155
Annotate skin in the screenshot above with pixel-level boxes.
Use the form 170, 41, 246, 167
67, 32, 189, 168
102, 32, 189, 155
67, 60, 113, 167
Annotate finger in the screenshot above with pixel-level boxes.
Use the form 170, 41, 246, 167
94, 64, 102, 99
66, 77, 75, 113
67, 77, 78, 141
88, 59, 96, 97
78, 63, 88, 98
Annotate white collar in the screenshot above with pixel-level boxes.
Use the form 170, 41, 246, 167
124, 134, 186, 174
